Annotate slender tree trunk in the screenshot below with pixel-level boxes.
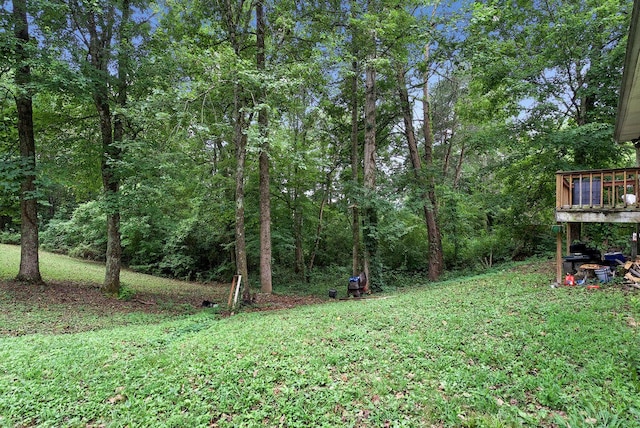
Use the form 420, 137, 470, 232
307, 195, 326, 274
101, 0, 130, 295
396, 65, 422, 176
293, 188, 305, 275
218, 0, 251, 297
83, 3, 128, 295
422, 45, 443, 281
293, 117, 306, 275
93, 91, 122, 293
453, 143, 466, 190
234, 101, 249, 296
308, 167, 333, 273
256, 0, 272, 294
86, 10, 122, 294
97, 99, 122, 295
363, 57, 379, 291
442, 129, 453, 177
350, 60, 362, 276
13, 0, 42, 284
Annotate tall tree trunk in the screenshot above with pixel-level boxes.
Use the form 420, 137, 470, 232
13, 0, 42, 284
350, 60, 361, 276
307, 198, 325, 273
97, 99, 121, 295
234, 84, 250, 294
363, 57, 379, 291
293, 117, 306, 275
83, 3, 127, 295
396, 64, 444, 280
102, 0, 130, 295
422, 45, 443, 281
256, 0, 272, 294
442, 141, 452, 178
218, 0, 251, 297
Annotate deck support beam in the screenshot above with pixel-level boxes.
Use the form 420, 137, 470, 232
556, 229, 563, 284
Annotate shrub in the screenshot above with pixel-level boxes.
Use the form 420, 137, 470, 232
0, 230, 20, 245
40, 201, 107, 260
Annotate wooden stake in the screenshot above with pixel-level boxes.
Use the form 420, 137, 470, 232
233, 275, 242, 308
228, 275, 238, 308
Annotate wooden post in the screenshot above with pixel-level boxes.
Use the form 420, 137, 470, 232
556, 173, 562, 208
227, 275, 238, 308
226, 274, 243, 311
555, 226, 563, 285
233, 275, 242, 308
556, 231, 562, 284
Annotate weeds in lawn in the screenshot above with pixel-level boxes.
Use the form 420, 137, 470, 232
1, 247, 639, 426
117, 284, 136, 301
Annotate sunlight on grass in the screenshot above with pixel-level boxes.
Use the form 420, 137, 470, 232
1, 243, 106, 283
0, 243, 203, 293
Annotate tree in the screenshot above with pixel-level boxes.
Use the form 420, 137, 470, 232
421, 43, 444, 280
455, 0, 632, 259
46, 0, 146, 294
349, 39, 362, 278
362, 58, 377, 286
256, 0, 272, 294
382, 1, 445, 280
12, 0, 42, 283
8, 0, 629, 287
213, 0, 255, 295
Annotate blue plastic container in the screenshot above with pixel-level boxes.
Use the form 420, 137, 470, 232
604, 252, 625, 266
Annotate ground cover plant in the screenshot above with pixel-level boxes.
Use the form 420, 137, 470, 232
1, 246, 639, 427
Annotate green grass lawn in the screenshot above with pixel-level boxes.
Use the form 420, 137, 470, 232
0, 244, 229, 335
1, 245, 639, 427
0, 243, 206, 293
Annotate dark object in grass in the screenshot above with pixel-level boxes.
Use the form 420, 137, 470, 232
328, 289, 337, 299
347, 272, 369, 298
243, 293, 257, 305
201, 300, 217, 308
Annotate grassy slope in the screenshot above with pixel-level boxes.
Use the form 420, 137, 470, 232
0, 243, 202, 292
1, 246, 639, 427
0, 244, 217, 334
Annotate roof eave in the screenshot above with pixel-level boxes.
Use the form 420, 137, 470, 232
615, 0, 640, 143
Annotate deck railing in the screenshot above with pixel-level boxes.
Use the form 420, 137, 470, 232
556, 168, 640, 210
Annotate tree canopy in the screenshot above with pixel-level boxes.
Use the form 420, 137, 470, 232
0, 0, 634, 289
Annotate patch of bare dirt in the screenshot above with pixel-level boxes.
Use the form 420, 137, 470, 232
0, 279, 326, 317
2, 280, 151, 312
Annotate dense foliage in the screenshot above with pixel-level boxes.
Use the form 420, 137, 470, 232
0, 0, 636, 284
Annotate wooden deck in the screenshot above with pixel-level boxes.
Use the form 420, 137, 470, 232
556, 168, 640, 223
